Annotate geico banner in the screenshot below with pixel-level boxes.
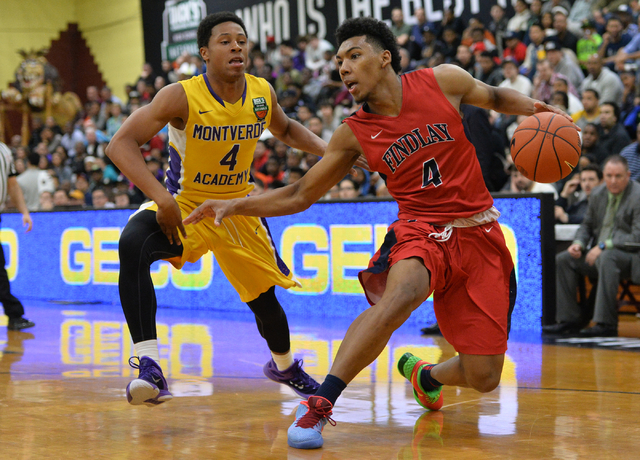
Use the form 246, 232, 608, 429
161, 0, 506, 59
0, 197, 544, 330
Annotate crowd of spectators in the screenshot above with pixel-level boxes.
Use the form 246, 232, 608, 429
2, 1, 640, 213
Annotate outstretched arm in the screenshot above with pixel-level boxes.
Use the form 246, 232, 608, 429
434, 64, 575, 124
105, 83, 188, 244
184, 123, 362, 226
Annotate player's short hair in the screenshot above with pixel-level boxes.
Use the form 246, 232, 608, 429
197, 12, 248, 49
335, 17, 402, 74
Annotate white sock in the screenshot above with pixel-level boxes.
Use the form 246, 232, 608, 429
134, 340, 160, 363
271, 350, 294, 371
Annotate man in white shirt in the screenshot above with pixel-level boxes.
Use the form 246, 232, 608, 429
498, 57, 532, 96
580, 54, 624, 106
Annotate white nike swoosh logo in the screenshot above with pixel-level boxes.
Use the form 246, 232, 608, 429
485, 227, 492, 233
371, 130, 383, 139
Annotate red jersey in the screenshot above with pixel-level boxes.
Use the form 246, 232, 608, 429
343, 68, 493, 224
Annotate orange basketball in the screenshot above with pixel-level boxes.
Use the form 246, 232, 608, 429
510, 112, 581, 183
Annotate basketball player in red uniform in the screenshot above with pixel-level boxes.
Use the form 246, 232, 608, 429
184, 17, 573, 449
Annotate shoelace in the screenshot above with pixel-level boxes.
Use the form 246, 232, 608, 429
296, 400, 337, 428
128, 356, 142, 369
287, 360, 314, 388
128, 356, 162, 385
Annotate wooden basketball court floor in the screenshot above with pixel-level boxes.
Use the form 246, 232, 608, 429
2, 301, 640, 459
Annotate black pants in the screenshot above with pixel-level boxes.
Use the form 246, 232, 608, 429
119, 210, 290, 352
0, 241, 24, 319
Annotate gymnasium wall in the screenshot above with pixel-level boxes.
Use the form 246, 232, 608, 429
0, 195, 554, 332
0, 0, 144, 102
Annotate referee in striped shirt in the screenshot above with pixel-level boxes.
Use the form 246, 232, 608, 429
0, 142, 34, 330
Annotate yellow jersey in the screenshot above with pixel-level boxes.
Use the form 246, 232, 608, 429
166, 73, 272, 203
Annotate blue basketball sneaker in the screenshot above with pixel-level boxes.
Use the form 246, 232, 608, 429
263, 358, 320, 398
126, 356, 173, 406
288, 396, 336, 449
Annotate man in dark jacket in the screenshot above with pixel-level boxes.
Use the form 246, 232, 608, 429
545, 155, 640, 337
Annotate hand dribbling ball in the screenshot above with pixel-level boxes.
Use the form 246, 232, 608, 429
510, 112, 581, 183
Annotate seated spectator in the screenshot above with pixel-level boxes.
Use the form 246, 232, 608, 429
619, 70, 639, 140
506, 0, 531, 37
39, 190, 54, 211
599, 16, 632, 71
499, 58, 532, 96
577, 20, 602, 70
91, 187, 115, 209
555, 164, 603, 224
17, 152, 55, 211
580, 54, 624, 106
521, 23, 546, 77
106, 103, 126, 139
390, 7, 412, 48
545, 155, 640, 337
252, 140, 270, 172
620, 125, 640, 181
552, 10, 578, 54
580, 122, 607, 165
439, 26, 460, 62
532, 59, 577, 104
255, 157, 284, 187
476, 51, 503, 86
598, 102, 632, 159
502, 30, 527, 65
52, 189, 71, 209
68, 189, 86, 207
338, 178, 360, 200
551, 90, 570, 112
399, 48, 413, 74
285, 167, 305, 185
418, 24, 445, 64
454, 45, 475, 74
503, 163, 558, 198
307, 116, 332, 143
114, 190, 131, 208
572, 89, 601, 130
543, 37, 583, 90
553, 77, 583, 114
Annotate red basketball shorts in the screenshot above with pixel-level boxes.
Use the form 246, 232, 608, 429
359, 219, 516, 355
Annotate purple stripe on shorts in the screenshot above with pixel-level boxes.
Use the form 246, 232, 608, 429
260, 217, 290, 277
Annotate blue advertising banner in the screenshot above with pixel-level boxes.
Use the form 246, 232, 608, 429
1, 196, 546, 331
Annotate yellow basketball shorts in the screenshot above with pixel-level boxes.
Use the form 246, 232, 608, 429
138, 197, 300, 302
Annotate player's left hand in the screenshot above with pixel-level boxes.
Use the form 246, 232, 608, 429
183, 199, 234, 227
533, 101, 580, 131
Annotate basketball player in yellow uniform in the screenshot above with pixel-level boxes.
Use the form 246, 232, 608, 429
105, 12, 327, 406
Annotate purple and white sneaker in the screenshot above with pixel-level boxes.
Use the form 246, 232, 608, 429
126, 356, 173, 406
263, 358, 320, 398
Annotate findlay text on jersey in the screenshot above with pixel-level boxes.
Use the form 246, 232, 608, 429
381, 123, 455, 174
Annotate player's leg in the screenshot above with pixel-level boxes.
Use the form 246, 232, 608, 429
118, 209, 182, 406
207, 214, 318, 397
247, 286, 320, 397
288, 257, 430, 449
0, 244, 34, 330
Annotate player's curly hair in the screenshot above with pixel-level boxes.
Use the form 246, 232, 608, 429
335, 17, 401, 74
197, 12, 248, 49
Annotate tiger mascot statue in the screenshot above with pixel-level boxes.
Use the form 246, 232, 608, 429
1, 48, 81, 143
